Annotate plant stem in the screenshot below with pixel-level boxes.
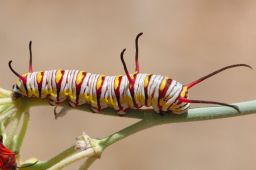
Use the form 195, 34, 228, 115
39, 100, 256, 169
13, 111, 30, 153
43, 146, 76, 169
47, 148, 96, 170
1, 88, 256, 170
79, 157, 97, 170
0, 88, 12, 96
5, 111, 22, 148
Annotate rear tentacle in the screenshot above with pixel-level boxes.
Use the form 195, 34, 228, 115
178, 97, 240, 112
179, 64, 253, 112
185, 64, 253, 89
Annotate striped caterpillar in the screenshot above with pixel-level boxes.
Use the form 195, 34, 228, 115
8, 33, 252, 116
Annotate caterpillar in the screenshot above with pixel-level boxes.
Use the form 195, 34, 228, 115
8, 33, 252, 116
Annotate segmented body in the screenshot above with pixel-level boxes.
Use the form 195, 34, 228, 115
20, 70, 188, 114
10, 33, 250, 115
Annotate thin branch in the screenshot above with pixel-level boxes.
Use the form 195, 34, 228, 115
37, 100, 256, 170
0, 88, 12, 97
1, 88, 256, 170
79, 157, 97, 170
0, 98, 13, 105
47, 148, 96, 170
43, 146, 76, 169
13, 111, 30, 153
5, 111, 22, 148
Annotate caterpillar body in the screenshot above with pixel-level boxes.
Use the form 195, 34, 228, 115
9, 33, 252, 115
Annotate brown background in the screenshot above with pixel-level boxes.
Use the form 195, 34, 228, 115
0, 1, 256, 170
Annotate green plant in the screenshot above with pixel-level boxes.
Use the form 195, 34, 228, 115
0, 87, 255, 170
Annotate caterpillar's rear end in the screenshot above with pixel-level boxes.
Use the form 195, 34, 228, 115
9, 33, 252, 116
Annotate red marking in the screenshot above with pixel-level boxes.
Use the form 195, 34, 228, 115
144, 74, 152, 107
96, 75, 105, 111
129, 73, 139, 108
75, 72, 86, 105
178, 96, 240, 112
56, 70, 64, 102
158, 78, 172, 111
38, 72, 44, 97
0, 140, 17, 170
114, 76, 122, 110
185, 64, 252, 89
22, 75, 29, 95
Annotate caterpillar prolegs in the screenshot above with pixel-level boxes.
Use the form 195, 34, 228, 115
9, 33, 252, 116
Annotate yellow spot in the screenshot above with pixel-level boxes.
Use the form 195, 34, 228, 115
159, 98, 165, 107
56, 70, 63, 84
69, 94, 75, 101
36, 72, 43, 84
76, 71, 84, 85
144, 76, 149, 88
109, 97, 115, 107
96, 75, 104, 90
100, 98, 106, 105
114, 76, 121, 90
42, 89, 48, 96
160, 77, 168, 91
180, 86, 188, 98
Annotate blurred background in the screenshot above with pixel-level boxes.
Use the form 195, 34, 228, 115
0, 0, 256, 170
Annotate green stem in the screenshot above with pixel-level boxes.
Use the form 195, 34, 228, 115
0, 98, 13, 105
100, 120, 150, 148
79, 157, 97, 170
1, 89, 256, 170
13, 111, 30, 153
100, 100, 256, 148
39, 100, 256, 170
0, 88, 12, 97
5, 111, 22, 148
47, 148, 96, 170
43, 146, 76, 169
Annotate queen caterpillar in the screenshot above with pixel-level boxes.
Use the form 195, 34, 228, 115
8, 33, 252, 117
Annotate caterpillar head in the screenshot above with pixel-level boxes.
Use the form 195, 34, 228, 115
12, 77, 28, 98
8, 41, 32, 99
9, 61, 28, 98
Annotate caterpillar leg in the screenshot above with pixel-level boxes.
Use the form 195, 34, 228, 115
48, 99, 57, 106
54, 106, 70, 119
117, 108, 129, 116
90, 106, 100, 113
